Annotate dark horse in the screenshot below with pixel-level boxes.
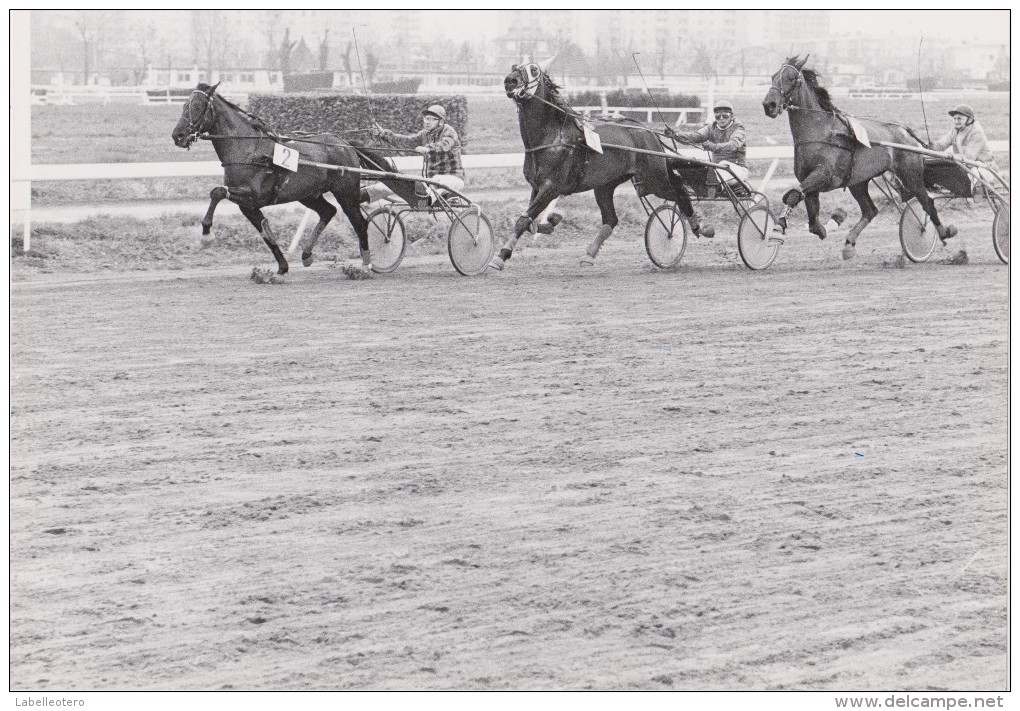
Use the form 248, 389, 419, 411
762, 55, 957, 259
171, 83, 414, 274
489, 61, 698, 270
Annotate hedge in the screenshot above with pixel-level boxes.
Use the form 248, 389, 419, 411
247, 93, 469, 147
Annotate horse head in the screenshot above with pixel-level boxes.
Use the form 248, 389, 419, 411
172, 82, 220, 148
504, 56, 555, 101
762, 55, 809, 118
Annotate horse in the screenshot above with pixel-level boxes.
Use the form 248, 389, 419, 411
489, 61, 699, 271
171, 83, 416, 274
762, 55, 958, 259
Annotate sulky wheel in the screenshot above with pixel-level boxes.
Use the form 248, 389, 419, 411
643, 203, 689, 268
366, 207, 407, 274
737, 200, 781, 270
898, 198, 937, 263
448, 206, 495, 276
992, 196, 1009, 265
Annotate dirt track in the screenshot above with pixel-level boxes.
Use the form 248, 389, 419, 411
10, 219, 1008, 690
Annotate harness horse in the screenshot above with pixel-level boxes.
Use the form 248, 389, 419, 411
489, 61, 699, 271
762, 55, 960, 260
171, 83, 407, 274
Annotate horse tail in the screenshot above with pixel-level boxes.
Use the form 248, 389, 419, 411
350, 144, 419, 205
353, 145, 396, 173
901, 124, 930, 148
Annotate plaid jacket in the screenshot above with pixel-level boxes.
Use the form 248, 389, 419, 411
376, 123, 465, 178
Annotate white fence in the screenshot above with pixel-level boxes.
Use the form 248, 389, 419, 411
575, 106, 708, 126
13, 142, 1010, 251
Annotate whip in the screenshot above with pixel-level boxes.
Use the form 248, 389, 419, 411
917, 37, 932, 145
631, 53, 672, 133
352, 26, 373, 126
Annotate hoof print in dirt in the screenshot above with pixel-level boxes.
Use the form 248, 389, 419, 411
250, 267, 285, 285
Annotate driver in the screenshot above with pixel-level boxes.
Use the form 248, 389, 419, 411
667, 99, 749, 184
930, 104, 996, 190
363, 104, 465, 204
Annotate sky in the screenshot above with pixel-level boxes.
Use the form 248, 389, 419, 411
829, 9, 1009, 43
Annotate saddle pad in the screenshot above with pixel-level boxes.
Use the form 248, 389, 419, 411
846, 117, 871, 148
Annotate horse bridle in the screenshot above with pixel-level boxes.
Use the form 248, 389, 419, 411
768, 64, 804, 112
508, 63, 542, 100
183, 88, 218, 146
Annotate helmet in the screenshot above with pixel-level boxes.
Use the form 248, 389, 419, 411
947, 104, 975, 120
422, 104, 447, 120
713, 99, 734, 113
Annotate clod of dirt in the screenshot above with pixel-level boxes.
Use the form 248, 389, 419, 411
250, 267, 285, 285
247, 616, 267, 625
341, 264, 374, 280
942, 250, 969, 265
44, 528, 67, 535
652, 675, 674, 686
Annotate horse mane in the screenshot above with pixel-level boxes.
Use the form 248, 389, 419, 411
801, 69, 839, 114
541, 73, 579, 116
197, 83, 281, 137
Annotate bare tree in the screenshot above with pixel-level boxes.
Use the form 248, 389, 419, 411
318, 29, 330, 71
74, 12, 104, 84
365, 47, 379, 84
279, 27, 297, 75
342, 41, 354, 87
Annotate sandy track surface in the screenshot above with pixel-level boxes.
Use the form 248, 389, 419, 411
10, 223, 1008, 690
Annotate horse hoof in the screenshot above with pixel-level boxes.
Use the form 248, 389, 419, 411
278, 264, 289, 275
841, 243, 856, 260
536, 222, 555, 235
698, 226, 716, 239
580, 255, 595, 267
302, 252, 314, 267
487, 257, 505, 271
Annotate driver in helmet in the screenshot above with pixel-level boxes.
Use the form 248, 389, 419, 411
363, 104, 465, 204
667, 99, 749, 184
930, 104, 996, 187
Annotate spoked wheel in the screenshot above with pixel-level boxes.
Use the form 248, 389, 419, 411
643, 204, 689, 268
737, 200, 781, 270
899, 198, 937, 263
448, 206, 495, 276
992, 196, 1009, 265
366, 207, 407, 273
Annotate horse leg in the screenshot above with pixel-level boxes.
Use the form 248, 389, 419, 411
803, 191, 826, 240
898, 170, 957, 244
581, 179, 627, 266
239, 206, 288, 275
334, 186, 373, 273
840, 181, 879, 260
201, 186, 229, 237
535, 197, 563, 234
488, 181, 560, 271
296, 195, 338, 267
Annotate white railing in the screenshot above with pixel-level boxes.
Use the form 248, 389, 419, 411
14, 142, 1010, 251
30, 85, 249, 106
575, 106, 708, 126
25, 142, 1009, 183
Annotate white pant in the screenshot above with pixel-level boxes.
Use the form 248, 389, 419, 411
967, 165, 997, 190
365, 174, 465, 203
716, 161, 749, 184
